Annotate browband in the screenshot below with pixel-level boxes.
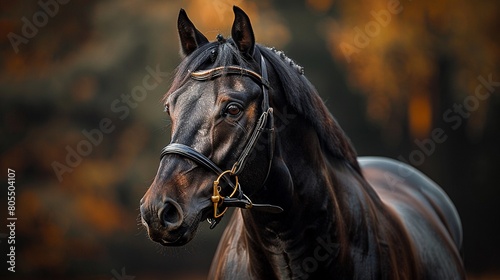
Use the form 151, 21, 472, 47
191, 65, 270, 89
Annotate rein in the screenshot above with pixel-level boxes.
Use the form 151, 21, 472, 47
160, 55, 283, 228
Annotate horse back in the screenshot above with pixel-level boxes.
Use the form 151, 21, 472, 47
359, 157, 465, 278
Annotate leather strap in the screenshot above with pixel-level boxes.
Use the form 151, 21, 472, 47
160, 143, 222, 176
231, 107, 271, 175
161, 143, 236, 190
222, 197, 283, 213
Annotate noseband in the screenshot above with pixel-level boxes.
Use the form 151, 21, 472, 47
160, 55, 283, 228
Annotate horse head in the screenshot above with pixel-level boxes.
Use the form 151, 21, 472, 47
140, 7, 280, 246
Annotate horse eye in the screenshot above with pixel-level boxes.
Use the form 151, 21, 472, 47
225, 104, 242, 116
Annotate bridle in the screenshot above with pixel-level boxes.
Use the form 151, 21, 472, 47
160, 54, 283, 229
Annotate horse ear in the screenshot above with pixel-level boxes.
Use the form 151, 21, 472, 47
177, 9, 209, 57
231, 6, 255, 57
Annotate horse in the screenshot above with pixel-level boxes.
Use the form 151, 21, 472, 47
140, 6, 466, 279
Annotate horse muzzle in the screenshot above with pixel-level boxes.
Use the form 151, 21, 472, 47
140, 196, 201, 246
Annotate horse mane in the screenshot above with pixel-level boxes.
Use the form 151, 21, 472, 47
164, 38, 361, 173
258, 46, 360, 172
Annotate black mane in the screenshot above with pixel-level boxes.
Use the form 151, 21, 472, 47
165, 39, 360, 172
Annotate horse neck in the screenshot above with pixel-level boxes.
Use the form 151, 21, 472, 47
240, 115, 390, 278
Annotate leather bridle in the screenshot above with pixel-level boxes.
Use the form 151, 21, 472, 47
160, 54, 283, 229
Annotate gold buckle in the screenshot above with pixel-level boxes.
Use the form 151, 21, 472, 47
211, 170, 239, 219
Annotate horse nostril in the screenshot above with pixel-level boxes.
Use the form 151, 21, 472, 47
159, 199, 183, 228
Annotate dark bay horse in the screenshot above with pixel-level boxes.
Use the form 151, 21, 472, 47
140, 6, 465, 279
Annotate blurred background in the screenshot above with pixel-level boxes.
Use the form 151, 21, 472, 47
1, 0, 499, 279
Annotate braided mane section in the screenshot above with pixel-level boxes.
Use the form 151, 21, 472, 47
267, 47, 305, 75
